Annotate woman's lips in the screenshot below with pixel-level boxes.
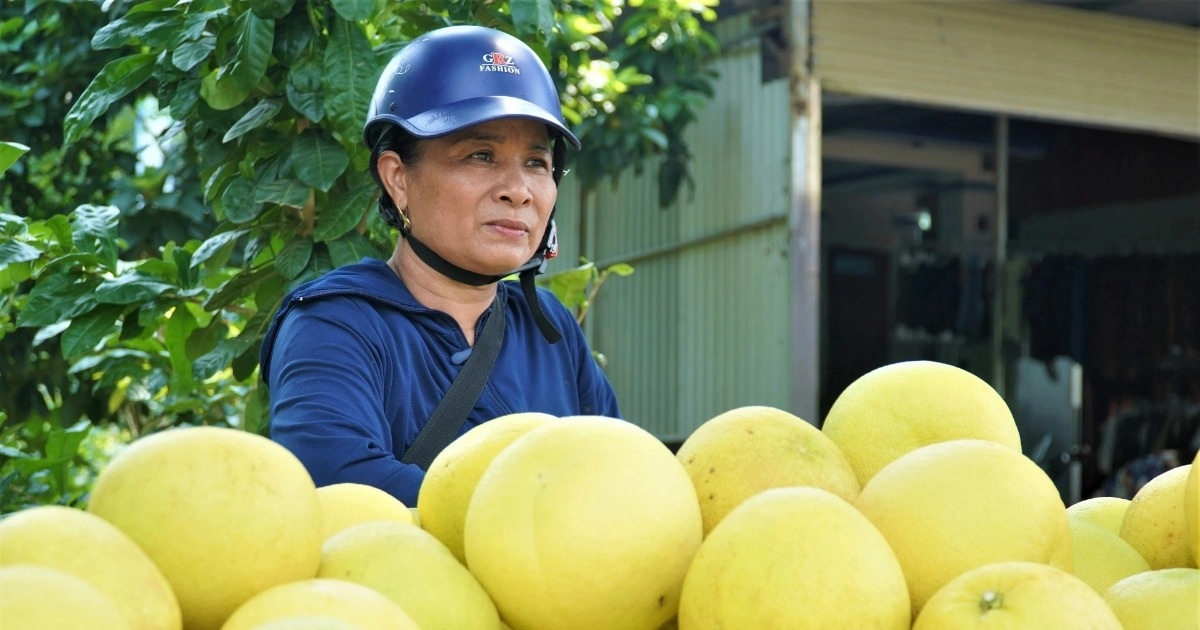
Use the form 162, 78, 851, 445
487, 220, 529, 237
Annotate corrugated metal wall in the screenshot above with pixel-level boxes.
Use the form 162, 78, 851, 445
563, 17, 795, 442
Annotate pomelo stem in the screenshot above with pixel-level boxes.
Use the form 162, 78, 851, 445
979, 590, 1004, 613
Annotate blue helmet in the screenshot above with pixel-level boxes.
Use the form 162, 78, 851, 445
364, 25, 580, 150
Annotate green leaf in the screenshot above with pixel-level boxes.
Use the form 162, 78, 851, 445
241, 385, 270, 435
221, 178, 262, 223
323, 19, 378, 141
165, 303, 199, 394
331, 0, 373, 21
541, 265, 593, 308
314, 182, 373, 242
250, 0, 296, 20
191, 229, 249, 269
511, 0, 556, 38
43, 420, 90, 468
254, 179, 309, 209
172, 34, 216, 72
0, 141, 30, 174
44, 215, 73, 250
200, 11, 274, 111
232, 336, 262, 381
32, 321, 71, 348
285, 57, 325, 122
203, 266, 274, 311
326, 231, 374, 268
0, 213, 25, 236
95, 272, 174, 305
291, 131, 348, 192
254, 268, 286, 311
0, 239, 41, 265
91, 11, 182, 50
223, 98, 284, 143
275, 237, 313, 279
17, 273, 100, 328
194, 333, 256, 381
60, 304, 123, 359
275, 10, 314, 63
172, 247, 195, 288
0, 261, 32, 292
186, 319, 227, 362
606, 263, 635, 277
179, 8, 228, 42
286, 83, 324, 123
63, 53, 157, 146
167, 78, 201, 118
71, 205, 120, 247
640, 127, 669, 150
68, 348, 152, 376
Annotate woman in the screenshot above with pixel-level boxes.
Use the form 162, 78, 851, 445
259, 25, 621, 506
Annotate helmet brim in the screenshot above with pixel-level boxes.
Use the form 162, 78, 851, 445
367, 95, 581, 150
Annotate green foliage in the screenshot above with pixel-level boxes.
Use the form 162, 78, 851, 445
0, 143, 29, 175
539, 259, 635, 325
556, 0, 720, 206
538, 259, 635, 368
0, 0, 718, 509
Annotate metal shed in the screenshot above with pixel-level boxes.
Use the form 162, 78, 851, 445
551, 0, 1200, 447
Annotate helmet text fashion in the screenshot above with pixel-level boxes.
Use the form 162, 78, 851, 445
480, 51, 521, 74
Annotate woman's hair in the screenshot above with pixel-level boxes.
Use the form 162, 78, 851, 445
368, 125, 425, 230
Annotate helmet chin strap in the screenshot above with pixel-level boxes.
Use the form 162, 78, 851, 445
401, 219, 563, 344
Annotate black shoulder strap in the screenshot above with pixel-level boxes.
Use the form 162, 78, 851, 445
400, 289, 507, 470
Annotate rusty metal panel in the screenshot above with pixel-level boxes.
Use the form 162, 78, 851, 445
813, 0, 1200, 139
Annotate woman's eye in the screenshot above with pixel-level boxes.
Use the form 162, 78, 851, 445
470, 151, 492, 161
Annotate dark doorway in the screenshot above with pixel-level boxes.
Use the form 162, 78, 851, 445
822, 246, 892, 421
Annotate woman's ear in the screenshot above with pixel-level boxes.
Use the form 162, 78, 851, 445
375, 150, 409, 211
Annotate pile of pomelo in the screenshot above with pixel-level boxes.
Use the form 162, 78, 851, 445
2, 360, 1197, 629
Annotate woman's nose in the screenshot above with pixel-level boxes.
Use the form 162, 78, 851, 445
495, 162, 534, 206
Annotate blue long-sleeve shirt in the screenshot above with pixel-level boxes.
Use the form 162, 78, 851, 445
259, 258, 621, 506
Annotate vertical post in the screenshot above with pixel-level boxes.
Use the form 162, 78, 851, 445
790, 0, 822, 424
991, 115, 1009, 396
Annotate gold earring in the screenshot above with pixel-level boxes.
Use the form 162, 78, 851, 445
399, 207, 412, 232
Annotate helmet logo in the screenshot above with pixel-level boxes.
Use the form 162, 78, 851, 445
480, 52, 521, 75
544, 220, 558, 260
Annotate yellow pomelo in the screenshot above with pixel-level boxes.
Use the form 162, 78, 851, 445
465, 416, 703, 630
318, 521, 499, 629
822, 360, 1021, 486
854, 439, 1072, 615
913, 561, 1121, 629
1067, 515, 1151, 594
221, 578, 418, 630
1103, 567, 1200, 630
1066, 496, 1132, 536
675, 405, 860, 536
1119, 464, 1194, 569
1186, 451, 1199, 566
87, 426, 323, 630
678, 487, 909, 629
0, 505, 180, 630
417, 411, 554, 562
316, 483, 412, 542
252, 618, 365, 630
0, 564, 133, 630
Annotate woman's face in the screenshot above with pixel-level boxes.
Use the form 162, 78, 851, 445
389, 118, 557, 278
